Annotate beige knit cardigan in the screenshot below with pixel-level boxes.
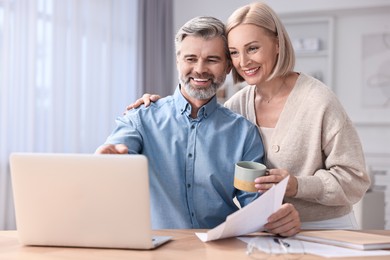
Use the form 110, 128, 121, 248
225, 73, 371, 221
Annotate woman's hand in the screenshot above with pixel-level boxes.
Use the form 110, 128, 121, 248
254, 169, 298, 197
124, 94, 161, 113
265, 203, 301, 237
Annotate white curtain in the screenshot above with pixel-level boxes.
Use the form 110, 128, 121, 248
0, 0, 140, 230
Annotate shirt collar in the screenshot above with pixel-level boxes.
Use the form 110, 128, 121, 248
173, 85, 218, 119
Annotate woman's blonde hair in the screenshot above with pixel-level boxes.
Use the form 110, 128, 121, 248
226, 2, 295, 83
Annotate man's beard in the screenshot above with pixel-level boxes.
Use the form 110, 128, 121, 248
179, 73, 226, 100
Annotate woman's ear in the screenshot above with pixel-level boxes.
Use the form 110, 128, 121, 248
275, 37, 280, 54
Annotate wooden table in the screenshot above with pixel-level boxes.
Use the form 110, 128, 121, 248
1, 229, 389, 259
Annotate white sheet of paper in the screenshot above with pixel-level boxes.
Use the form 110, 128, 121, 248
195, 176, 289, 242
238, 237, 390, 258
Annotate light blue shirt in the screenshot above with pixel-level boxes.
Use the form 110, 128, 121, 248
105, 86, 265, 229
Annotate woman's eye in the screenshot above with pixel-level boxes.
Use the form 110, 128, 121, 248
248, 46, 259, 53
229, 51, 238, 57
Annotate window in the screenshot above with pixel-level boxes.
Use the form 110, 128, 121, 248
0, 0, 139, 229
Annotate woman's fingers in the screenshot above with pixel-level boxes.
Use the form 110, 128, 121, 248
124, 94, 161, 114
265, 203, 301, 236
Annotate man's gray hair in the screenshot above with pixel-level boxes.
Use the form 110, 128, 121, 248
175, 16, 230, 62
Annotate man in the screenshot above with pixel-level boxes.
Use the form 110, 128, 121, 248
96, 16, 300, 236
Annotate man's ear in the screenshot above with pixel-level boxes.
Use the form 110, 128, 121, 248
176, 56, 180, 70
176, 51, 181, 65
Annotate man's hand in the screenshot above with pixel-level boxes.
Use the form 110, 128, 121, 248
95, 144, 128, 154
264, 203, 301, 237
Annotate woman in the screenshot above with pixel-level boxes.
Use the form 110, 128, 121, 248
128, 2, 370, 229
224, 2, 370, 229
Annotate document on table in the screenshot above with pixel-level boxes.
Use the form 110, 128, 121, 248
196, 176, 289, 242
238, 236, 390, 258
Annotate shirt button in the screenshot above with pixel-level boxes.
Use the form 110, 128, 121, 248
272, 145, 280, 153
188, 153, 192, 158
191, 212, 194, 217
187, 184, 191, 188
191, 125, 195, 129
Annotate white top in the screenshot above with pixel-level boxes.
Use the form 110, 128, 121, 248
259, 126, 274, 155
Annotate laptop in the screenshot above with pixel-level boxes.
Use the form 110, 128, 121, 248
9, 153, 171, 249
